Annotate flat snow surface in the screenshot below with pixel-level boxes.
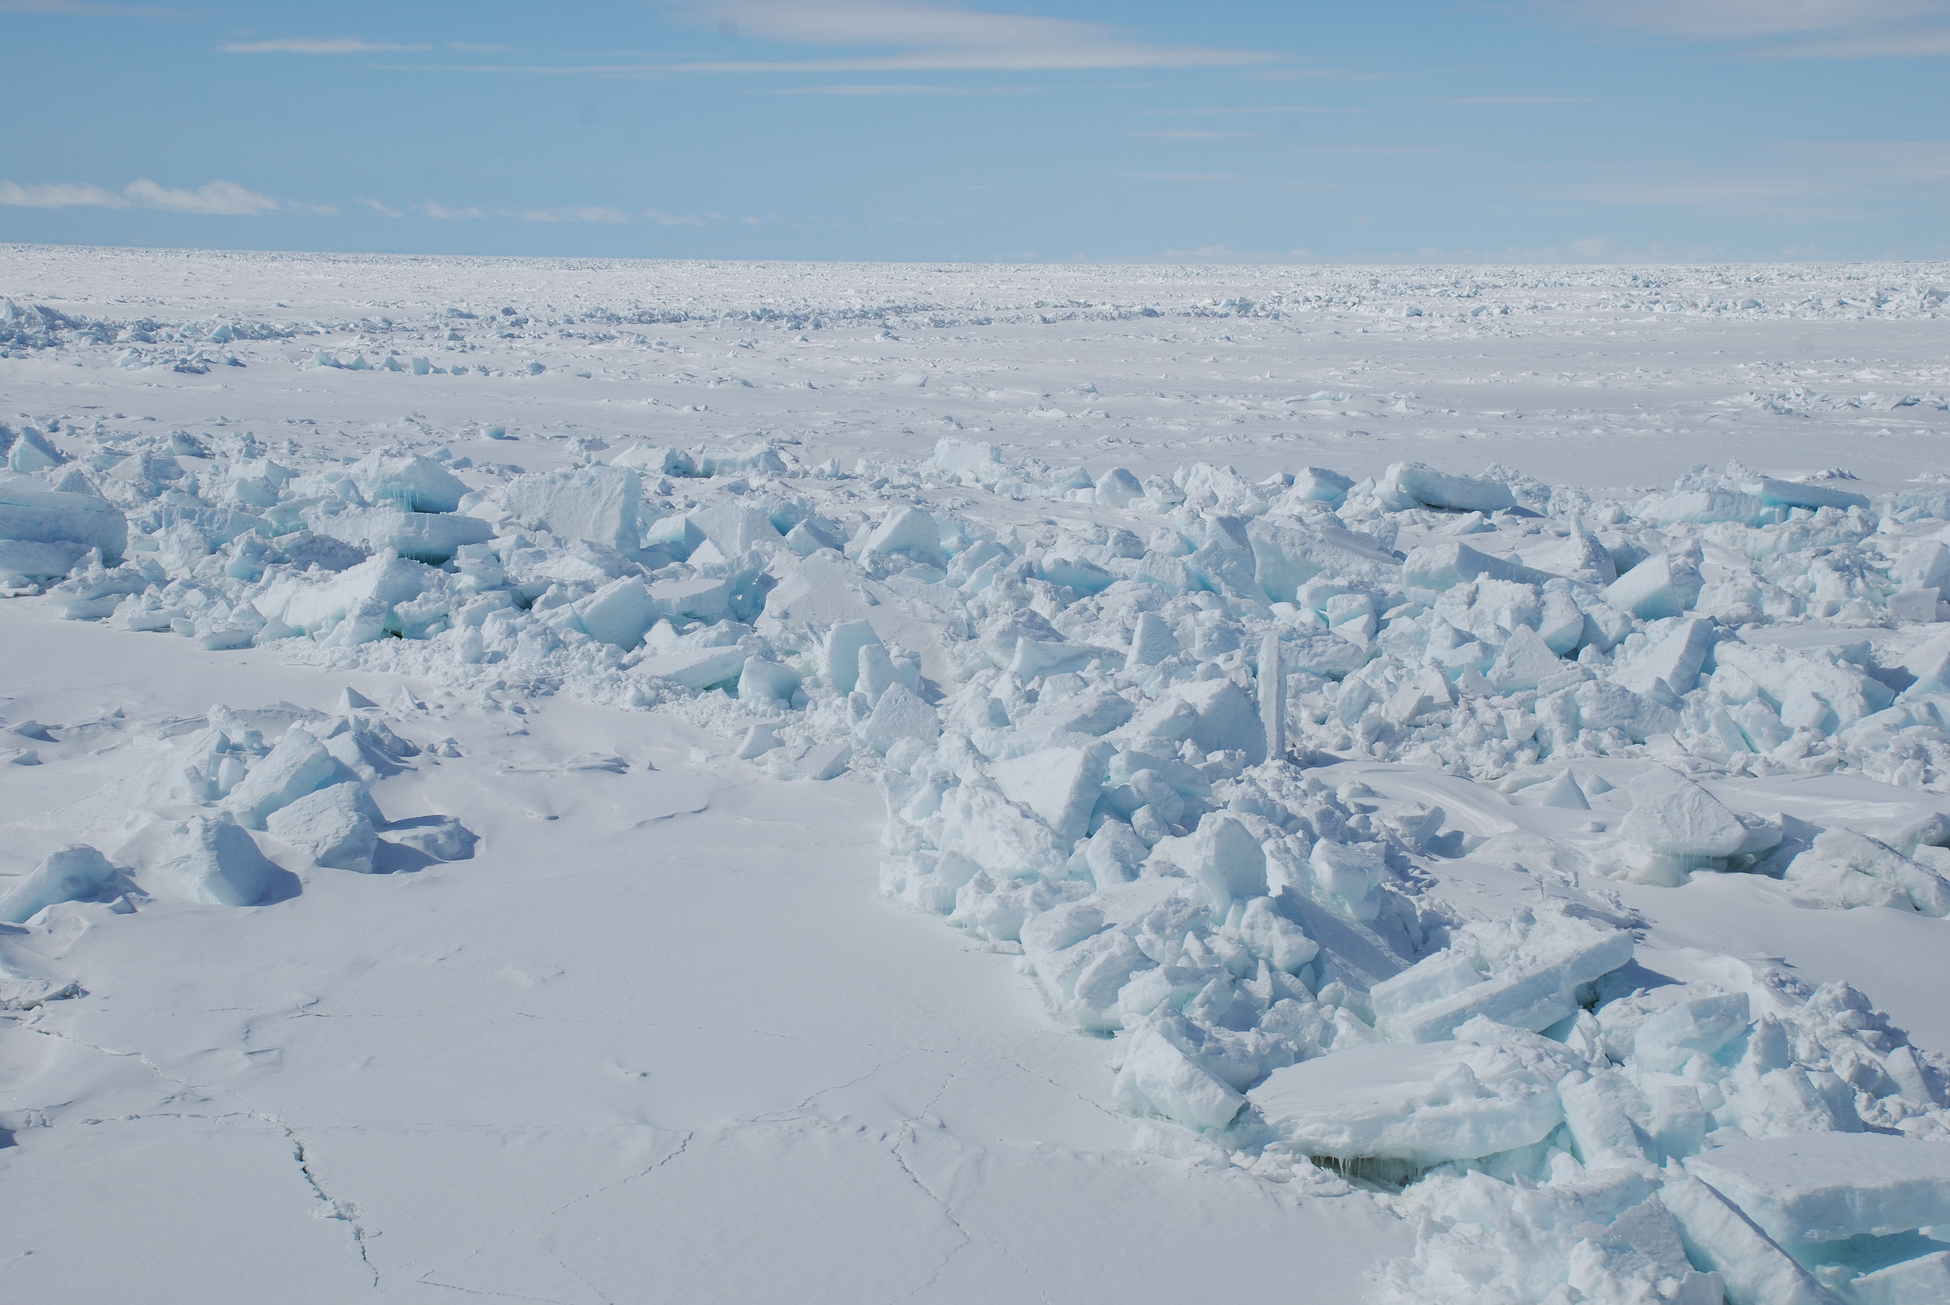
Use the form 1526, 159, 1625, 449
3, 247, 1950, 1305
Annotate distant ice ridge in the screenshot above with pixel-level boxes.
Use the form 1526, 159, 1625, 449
17, 420, 1950, 1301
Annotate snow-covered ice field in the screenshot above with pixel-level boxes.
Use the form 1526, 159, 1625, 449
4, 246, 1950, 1304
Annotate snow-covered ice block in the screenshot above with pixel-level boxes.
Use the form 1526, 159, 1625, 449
694, 444, 785, 478
862, 505, 944, 567
824, 619, 881, 693
146, 816, 288, 907
1246, 517, 1400, 602
1487, 624, 1565, 693
1248, 1023, 1576, 1165
1573, 680, 1681, 742
648, 574, 732, 623
1619, 767, 1748, 872
1380, 920, 1634, 1043
1662, 1176, 1839, 1305
569, 577, 658, 649
1615, 618, 1715, 697
737, 656, 802, 704
1634, 990, 1751, 1072
0, 538, 90, 581
223, 726, 345, 829
308, 505, 490, 564
1558, 1067, 1656, 1171
1172, 678, 1267, 764
1170, 813, 1269, 915
252, 553, 437, 638
633, 644, 750, 691
500, 465, 645, 557
1743, 477, 1871, 513
1638, 488, 1770, 526
1293, 466, 1354, 504
386, 815, 477, 861
614, 443, 697, 477
990, 744, 1109, 842
1685, 1133, 1950, 1244
859, 683, 941, 755
0, 844, 124, 924
266, 782, 380, 872
1782, 829, 1950, 916
0, 483, 127, 562
1842, 1252, 1950, 1305
1605, 552, 1703, 620
346, 452, 468, 513
1401, 541, 1546, 590
1386, 461, 1517, 513
691, 502, 782, 556
1111, 1009, 1251, 1130
1309, 838, 1385, 920
933, 436, 1001, 480
1370, 950, 1485, 1025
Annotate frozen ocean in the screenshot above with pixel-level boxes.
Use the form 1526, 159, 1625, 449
3, 246, 1950, 1304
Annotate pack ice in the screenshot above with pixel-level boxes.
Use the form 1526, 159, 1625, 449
6, 256, 1950, 1305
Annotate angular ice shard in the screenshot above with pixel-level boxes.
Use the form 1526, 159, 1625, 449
146, 816, 288, 907
224, 727, 345, 829
1661, 1176, 1838, 1305
0, 845, 125, 924
1248, 1024, 1576, 1165
1386, 461, 1517, 513
1619, 766, 1749, 875
1684, 1133, 1950, 1245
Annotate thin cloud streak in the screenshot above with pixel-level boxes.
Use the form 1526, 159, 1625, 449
679, 0, 1277, 71
1548, 0, 1950, 58
1, 178, 284, 214
1146, 105, 1363, 116
0, 0, 179, 15
772, 82, 1031, 94
0, 180, 129, 208
221, 38, 433, 54
1428, 95, 1597, 104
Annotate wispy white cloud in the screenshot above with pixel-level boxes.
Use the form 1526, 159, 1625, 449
1427, 95, 1597, 104
645, 208, 707, 226
1146, 105, 1362, 116
1119, 172, 1261, 182
1563, 141, 1950, 218
124, 178, 281, 214
0, 180, 130, 208
772, 82, 1031, 94
2, 178, 286, 214
414, 201, 484, 220
514, 206, 634, 223
448, 42, 508, 53
358, 196, 404, 217
0, 0, 179, 16
1548, 0, 1950, 57
220, 37, 432, 54
1128, 129, 1254, 140
667, 0, 1276, 72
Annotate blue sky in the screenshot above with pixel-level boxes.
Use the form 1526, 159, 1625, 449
2, 0, 1946, 262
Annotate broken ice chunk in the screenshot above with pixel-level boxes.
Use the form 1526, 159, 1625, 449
1247, 1024, 1576, 1165
1685, 1133, 1950, 1246
223, 727, 347, 830
1386, 461, 1517, 513
0, 844, 126, 924
145, 816, 290, 907
265, 781, 381, 873
1618, 766, 1749, 880
1661, 1176, 1837, 1305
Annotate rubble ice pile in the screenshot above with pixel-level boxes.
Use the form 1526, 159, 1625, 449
13, 409, 1950, 1304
